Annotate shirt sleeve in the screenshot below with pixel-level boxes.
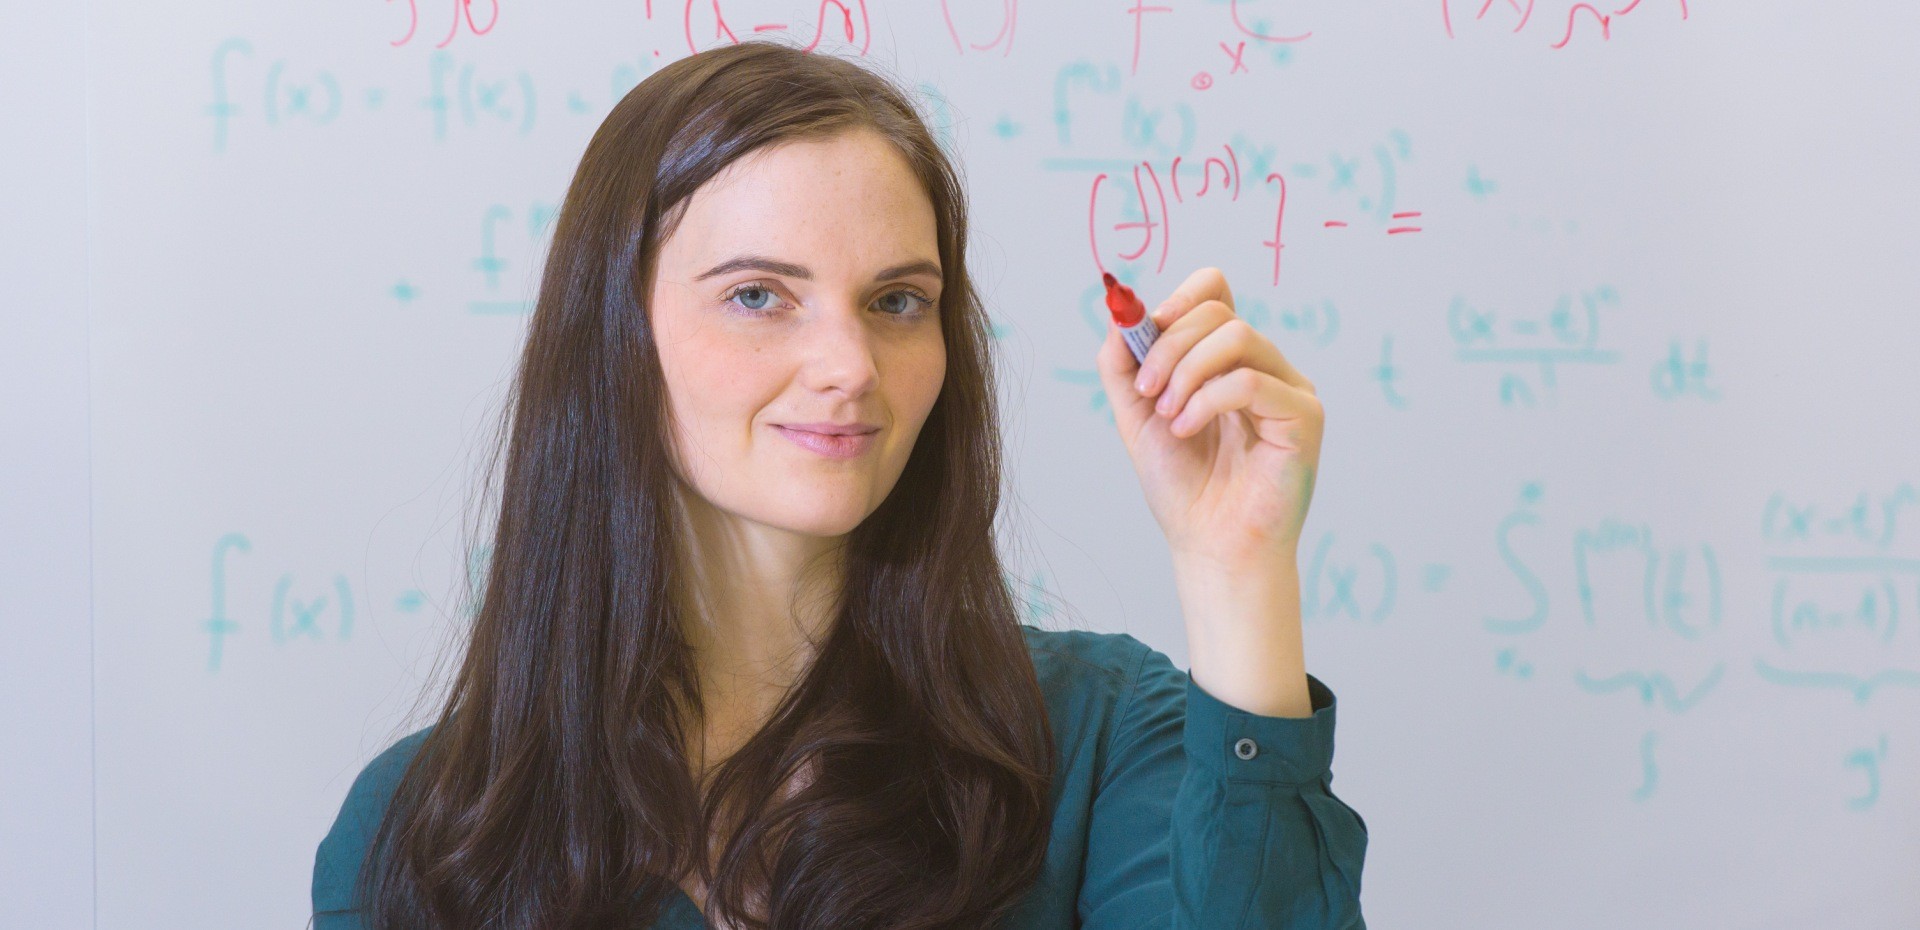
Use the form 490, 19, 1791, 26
311, 801, 373, 928
1077, 639, 1368, 929
311, 767, 381, 930
312, 730, 429, 930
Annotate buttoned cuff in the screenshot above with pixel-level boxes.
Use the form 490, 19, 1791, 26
1183, 672, 1338, 785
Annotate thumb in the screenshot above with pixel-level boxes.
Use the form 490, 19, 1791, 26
1095, 316, 1155, 444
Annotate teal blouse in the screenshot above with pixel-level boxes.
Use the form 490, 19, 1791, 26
313, 624, 1369, 928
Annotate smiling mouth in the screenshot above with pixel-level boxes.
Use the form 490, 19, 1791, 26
774, 425, 879, 459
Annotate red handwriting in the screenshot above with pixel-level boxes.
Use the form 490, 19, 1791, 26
1443, 0, 1536, 37
1546, 1, 1691, 48
1128, 0, 1310, 76
682, 0, 873, 56
1089, 164, 1170, 275
941, 0, 1017, 57
1088, 143, 1424, 286
687, 2, 737, 48
1229, 0, 1311, 43
1087, 144, 1247, 279
1554, 4, 1615, 47
387, 0, 500, 49
1264, 171, 1289, 286
1443, 0, 1688, 47
802, 2, 871, 54
1322, 212, 1425, 234
1222, 41, 1249, 74
1192, 38, 1257, 90
1125, 1, 1175, 75
1167, 148, 1242, 203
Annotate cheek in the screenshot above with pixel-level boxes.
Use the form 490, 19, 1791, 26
691, 350, 774, 428
658, 328, 778, 463
875, 337, 946, 461
905, 338, 947, 416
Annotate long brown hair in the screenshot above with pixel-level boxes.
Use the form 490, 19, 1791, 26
360, 38, 1055, 930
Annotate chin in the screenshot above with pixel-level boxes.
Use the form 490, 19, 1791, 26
776, 508, 875, 538
733, 488, 866, 536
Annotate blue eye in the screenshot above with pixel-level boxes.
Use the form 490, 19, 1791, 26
729, 282, 775, 313
875, 287, 936, 317
721, 282, 929, 318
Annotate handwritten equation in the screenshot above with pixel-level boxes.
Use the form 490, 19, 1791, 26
196, 532, 487, 671
1442, 0, 1691, 49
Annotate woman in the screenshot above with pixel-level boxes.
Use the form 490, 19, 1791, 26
312, 38, 1366, 930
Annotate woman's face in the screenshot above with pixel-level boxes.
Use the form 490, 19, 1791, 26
648, 128, 947, 540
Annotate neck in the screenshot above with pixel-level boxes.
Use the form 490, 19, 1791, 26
669, 485, 848, 735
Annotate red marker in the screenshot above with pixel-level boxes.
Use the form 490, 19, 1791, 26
1103, 272, 1160, 365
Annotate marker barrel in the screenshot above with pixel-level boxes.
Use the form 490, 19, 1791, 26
1118, 314, 1160, 365
1101, 272, 1160, 365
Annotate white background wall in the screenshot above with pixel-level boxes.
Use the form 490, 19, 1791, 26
4, 1, 1916, 926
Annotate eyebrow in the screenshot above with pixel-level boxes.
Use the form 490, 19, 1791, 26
694, 254, 943, 284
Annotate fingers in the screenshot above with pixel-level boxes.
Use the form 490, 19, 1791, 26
1095, 316, 1157, 443
1097, 265, 1320, 446
1135, 299, 1236, 397
1168, 367, 1324, 446
1151, 266, 1235, 330
1151, 309, 1322, 425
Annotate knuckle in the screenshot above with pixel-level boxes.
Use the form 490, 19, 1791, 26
1195, 298, 1234, 322
1203, 267, 1233, 305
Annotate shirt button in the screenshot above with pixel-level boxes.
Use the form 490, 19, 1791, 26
1234, 737, 1259, 760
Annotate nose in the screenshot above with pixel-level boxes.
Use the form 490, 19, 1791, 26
795, 299, 883, 398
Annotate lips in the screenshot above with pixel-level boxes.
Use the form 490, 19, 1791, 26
778, 422, 880, 436
775, 425, 879, 459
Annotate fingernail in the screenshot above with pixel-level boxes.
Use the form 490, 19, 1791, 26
1135, 371, 1152, 394
1156, 394, 1173, 415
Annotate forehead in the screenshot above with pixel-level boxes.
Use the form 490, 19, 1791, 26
659, 130, 940, 273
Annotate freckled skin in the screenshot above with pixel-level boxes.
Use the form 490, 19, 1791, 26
648, 128, 947, 541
